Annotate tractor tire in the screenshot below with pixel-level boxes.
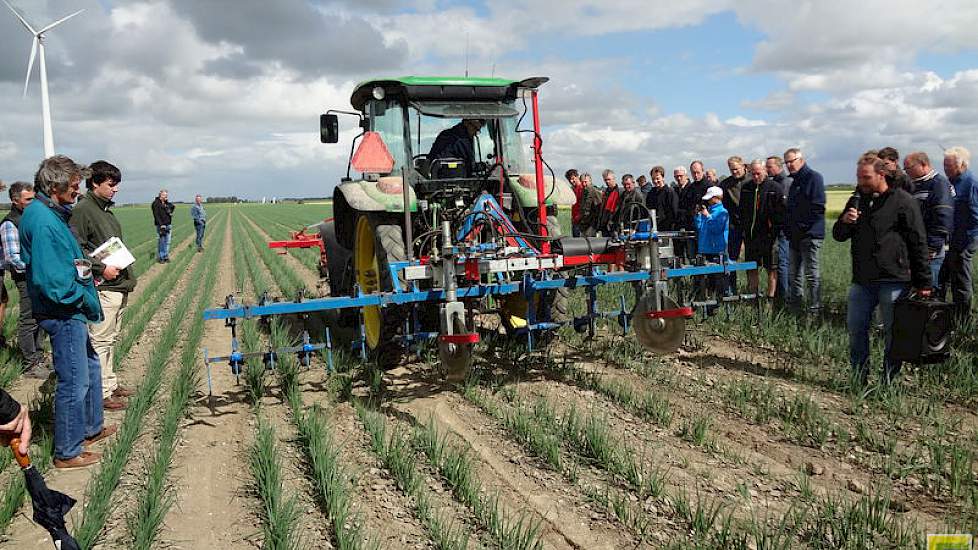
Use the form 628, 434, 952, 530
354, 215, 407, 367
320, 221, 358, 347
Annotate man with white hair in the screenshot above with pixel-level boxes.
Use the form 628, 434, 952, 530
784, 147, 826, 312
939, 146, 978, 321
741, 160, 784, 297
904, 151, 954, 289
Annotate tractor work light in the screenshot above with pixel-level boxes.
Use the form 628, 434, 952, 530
372, 86, 386, 100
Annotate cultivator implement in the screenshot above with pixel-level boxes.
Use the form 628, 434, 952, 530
202, 74, 758, 383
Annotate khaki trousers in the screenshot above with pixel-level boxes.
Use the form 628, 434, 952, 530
90, 290, 127, 399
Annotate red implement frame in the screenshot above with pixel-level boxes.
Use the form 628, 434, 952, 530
267, 218, 329, 271
644, 306, 695, 319
530, 89, 549, 254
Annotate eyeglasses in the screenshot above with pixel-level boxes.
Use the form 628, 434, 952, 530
784, 157, 801, 165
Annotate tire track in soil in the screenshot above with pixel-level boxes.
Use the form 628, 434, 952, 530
158, 214, 261, 549
547, 340, 948, 532
0, 218, 214, 549
382, 367, 631, 550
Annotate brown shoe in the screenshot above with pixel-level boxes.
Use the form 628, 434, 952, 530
54, 451, 101, 469
112, 386, 135, 398
83, 424, 118, 447
103, 396, 127, 410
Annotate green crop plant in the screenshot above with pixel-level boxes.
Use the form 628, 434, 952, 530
462, 384, 563, 470
265, 329, 375, 550
579, 483, 651, 537
113, 225, 204, 373
412, 416, 543, 550
678, 415, 712, 448
124, 237, 220, 550
799, 489, 917, 549
240, 215, 309, 298
72, 223, 221, 549
249, 413, 302, 550
355, 404, 471, 550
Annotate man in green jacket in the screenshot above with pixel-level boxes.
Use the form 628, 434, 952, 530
70, 161, 136, 411
21, 155, 113, 469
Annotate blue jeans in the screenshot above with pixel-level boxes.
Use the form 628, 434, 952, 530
846, 282, 907, 384
789, 237, 822, 311
40, 318, 104, 460
776, 233, 790, 298
157, 225, 171, 261
929, 247, 945, 292
726, 225, 743, 295
194, 221, 206, 249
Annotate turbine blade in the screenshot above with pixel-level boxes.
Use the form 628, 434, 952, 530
23, 36, 36, 97
38, 8, 84, 34
1, 0, 37, 34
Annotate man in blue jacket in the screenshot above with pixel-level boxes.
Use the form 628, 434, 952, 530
939, 146, 978, 322
904, 152, 954, 289
21, 155, 113, 469
784, 148, 826, 312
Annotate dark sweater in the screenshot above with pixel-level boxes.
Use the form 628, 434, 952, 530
739, 177, 784, 244
832, 188, 930, 288
151, 198, 175, 226
644, 185, 679, 231
71, 191, 137, 293
786, 163, 826, 241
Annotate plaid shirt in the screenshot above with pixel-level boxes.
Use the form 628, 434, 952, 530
0, 220, 25, 273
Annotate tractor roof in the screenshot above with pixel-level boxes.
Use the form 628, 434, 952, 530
350, 76, 547, 111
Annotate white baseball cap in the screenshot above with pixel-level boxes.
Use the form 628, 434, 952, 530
702, 186, 723, 201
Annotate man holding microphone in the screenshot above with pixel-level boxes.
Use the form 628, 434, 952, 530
833, 154, 931, 387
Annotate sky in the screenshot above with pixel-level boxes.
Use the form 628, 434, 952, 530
1, 0, 977, 203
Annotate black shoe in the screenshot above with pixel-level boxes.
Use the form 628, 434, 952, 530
23, 363, 52, 380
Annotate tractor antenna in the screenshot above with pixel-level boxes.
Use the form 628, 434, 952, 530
491, 62, 495, 78
465, 32, 469, 77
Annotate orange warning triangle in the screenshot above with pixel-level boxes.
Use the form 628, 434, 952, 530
351, 131, 395, 174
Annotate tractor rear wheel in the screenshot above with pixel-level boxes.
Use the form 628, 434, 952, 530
321, 221, 357, 346
354, 215, 407, 366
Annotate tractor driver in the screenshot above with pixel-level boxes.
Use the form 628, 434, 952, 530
427, 118, 485, 177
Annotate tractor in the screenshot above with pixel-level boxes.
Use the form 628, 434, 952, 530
204, 76, 757, 384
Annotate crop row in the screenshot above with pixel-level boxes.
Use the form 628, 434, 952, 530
72, 214, 225, 548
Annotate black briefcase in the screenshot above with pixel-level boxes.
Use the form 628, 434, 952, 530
890, 295, 953, 364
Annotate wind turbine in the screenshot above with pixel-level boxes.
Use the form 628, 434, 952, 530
2, 0, 84, 159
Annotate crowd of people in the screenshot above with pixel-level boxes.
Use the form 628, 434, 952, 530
0, 155, 207, 469
567, 145, 978, 384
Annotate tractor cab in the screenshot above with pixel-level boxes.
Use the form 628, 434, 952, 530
323, 77, 574, 239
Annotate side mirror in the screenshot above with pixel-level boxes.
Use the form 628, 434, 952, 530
320, 114, 339, 144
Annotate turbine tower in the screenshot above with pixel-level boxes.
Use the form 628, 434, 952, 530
2, 0, 84, 159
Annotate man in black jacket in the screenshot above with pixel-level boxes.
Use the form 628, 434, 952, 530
721, 156, 750, 294
741, 160, 784, 297
151, 189, 176, 263
833, 155, 930, 386
645, 166, 679, 231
